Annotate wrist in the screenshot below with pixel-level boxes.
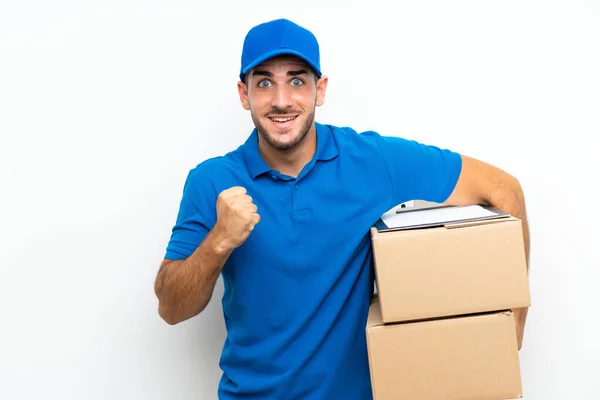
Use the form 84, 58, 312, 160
208, 223, 235, 257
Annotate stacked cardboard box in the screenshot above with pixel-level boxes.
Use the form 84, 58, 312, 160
367, 205, 531, 400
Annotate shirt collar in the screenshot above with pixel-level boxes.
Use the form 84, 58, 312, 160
241, 128, 271, 180
242, 122, 339, 180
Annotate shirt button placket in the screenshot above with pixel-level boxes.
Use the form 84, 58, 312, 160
291, 181, 298, 214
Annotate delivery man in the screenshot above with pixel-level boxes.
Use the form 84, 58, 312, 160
154, 18, 530, 400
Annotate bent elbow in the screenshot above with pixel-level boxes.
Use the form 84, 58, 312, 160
157, 299, 208, 325
508, 174, 525, 204
158, 303, 181, 325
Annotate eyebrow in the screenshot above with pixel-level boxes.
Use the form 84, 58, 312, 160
288, 69, 308, 76
251, 69, 309, 78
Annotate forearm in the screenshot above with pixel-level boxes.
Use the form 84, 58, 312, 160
485, 177, 530, 267
485, 177, 530, 349
155, 228, 233, 325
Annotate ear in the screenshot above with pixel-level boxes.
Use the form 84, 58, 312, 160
237, 80, 251, 110
315, 75, 328, 107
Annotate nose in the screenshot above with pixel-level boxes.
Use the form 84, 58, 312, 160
271, 84, 293, 110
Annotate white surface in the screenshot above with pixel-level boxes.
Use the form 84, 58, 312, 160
381, 204, 498, 229
1, 1, 599, 399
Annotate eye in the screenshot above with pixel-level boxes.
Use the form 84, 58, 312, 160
258, 80, 272, 88
290, 78, 304, 87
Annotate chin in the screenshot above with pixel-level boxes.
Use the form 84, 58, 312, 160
266, 133, 302, 151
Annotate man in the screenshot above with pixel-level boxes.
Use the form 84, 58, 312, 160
154, 18, 530, 400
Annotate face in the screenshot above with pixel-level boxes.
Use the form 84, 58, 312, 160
238, 56, 328, 152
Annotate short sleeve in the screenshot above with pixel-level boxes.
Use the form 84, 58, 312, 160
164, 167, 217, 260
372, 133, 463, 208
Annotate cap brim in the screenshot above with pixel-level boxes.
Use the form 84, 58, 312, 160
240, 49, 322, 81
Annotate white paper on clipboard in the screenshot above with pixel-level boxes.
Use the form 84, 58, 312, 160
380, 205, 506, 230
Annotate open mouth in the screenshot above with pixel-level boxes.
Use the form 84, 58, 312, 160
268, 115, 298, 129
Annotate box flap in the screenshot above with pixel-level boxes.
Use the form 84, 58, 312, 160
366, 299, 383, 328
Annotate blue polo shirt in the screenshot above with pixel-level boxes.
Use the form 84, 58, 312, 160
164, 122, 462, 399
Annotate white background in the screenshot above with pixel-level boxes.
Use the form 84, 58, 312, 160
1, 1, 599, 399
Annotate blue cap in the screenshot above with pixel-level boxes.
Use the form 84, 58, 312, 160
239, 18, 322, 82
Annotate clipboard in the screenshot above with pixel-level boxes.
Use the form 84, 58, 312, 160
374, 204, 510, 233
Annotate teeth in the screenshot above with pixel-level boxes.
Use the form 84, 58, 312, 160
271, 117, 295, 122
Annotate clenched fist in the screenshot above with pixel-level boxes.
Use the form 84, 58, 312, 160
213, 186, 260, 252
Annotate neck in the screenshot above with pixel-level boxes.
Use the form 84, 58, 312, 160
258, 126, 317, 178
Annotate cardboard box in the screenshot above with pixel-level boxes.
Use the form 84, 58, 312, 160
366, 300, 523, 400
371, 216, 530, 323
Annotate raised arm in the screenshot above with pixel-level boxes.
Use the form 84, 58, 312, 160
155, 186, 260, 325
